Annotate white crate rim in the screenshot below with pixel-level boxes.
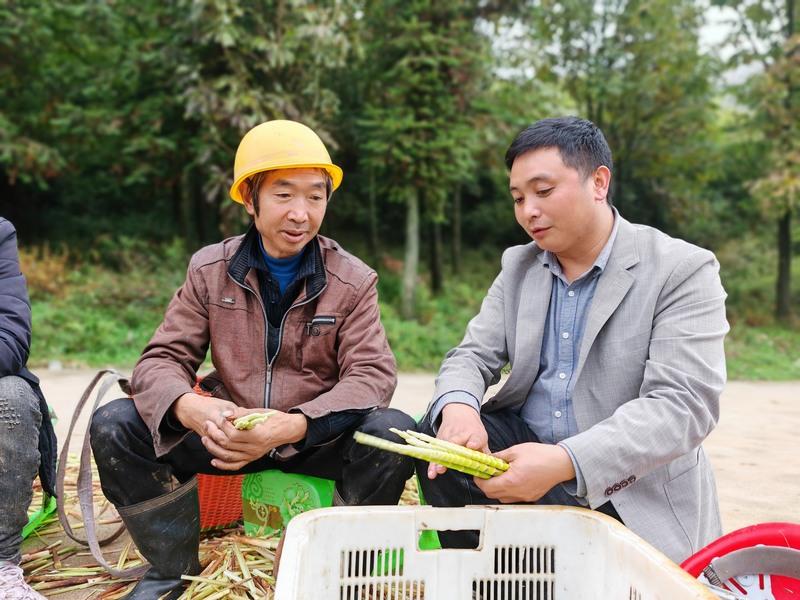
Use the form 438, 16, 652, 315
275, 505, 718, 600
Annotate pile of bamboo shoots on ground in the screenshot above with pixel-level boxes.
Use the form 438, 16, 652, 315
22, 455, 424, 598
21, 458, 139, 598
21, 457, 281, 599
22, 533, 279, 599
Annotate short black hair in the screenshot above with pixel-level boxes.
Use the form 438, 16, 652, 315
505, 116, 613, 187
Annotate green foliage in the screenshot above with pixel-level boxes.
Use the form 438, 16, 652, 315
1, 0, 359, 244
175, 0, 358, 234
0, 2, 68, 188
525, 0, 722, 231
717, 218, 800, 324
356, 1, 487, 216
25, 238, 800, 380
711, 0, 790, 68
2, 0, 798, 371
748, 37, 800, 218
379, 251, 500, 369
28, 239, 189, 367
713, 0, 798, 319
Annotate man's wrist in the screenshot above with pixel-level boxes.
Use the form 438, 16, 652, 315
171, 393, 190, 425
173, 392, 200, 425
555, 444, 576, 484
286, 413, 308, 444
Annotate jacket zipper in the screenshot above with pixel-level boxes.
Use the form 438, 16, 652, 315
228, 275, 271, 406
228, 273, 327, 408
266, 282, 327, 406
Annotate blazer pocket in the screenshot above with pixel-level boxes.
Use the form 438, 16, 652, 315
664, 450, 702, 555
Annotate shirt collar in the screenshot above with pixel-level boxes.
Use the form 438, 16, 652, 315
244, 227, 320, 282
537, 206, 619, 277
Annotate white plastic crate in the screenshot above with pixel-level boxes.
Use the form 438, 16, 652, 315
275, 505, 716, 600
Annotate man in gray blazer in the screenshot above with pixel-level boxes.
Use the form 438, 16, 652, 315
417, 116, 728, 564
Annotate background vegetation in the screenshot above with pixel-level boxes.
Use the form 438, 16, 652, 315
2, 0, 798, 379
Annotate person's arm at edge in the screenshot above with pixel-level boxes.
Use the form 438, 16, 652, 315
0, 219, 32, 376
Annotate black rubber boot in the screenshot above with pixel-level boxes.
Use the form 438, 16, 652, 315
117, 478, 201, 600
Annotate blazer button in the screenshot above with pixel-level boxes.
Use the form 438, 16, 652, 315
605, 487, 613, 497
628, 475, 636, 484
613, 483, 621, 492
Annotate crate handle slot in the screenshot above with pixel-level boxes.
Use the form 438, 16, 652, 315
417, 528, 477, 550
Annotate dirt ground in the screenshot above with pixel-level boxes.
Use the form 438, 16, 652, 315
26, 370, 800, 598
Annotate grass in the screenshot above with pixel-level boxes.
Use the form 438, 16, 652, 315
23, 238, 187, 368
726, 324, 800, 380
21, 237, 800, 380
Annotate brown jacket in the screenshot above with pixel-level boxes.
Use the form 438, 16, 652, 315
131, 233, 397, 457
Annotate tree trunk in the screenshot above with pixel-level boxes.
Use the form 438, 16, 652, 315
401, 190, 420, 319
429, 219, 444, 295
775, 0, 795, 321
776, 210, 792, 320
451, 186, 462, 274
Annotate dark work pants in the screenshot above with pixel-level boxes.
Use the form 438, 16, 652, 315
415, 408, 622, 548
90, 398, 416, 508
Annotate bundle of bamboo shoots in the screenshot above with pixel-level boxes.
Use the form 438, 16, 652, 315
353, 429, 509, 479
233, 412, 275, 430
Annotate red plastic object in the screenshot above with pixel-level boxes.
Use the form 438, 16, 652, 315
681, 522, 800, 599
197, 473, 245, 530
192, 377, 244, 530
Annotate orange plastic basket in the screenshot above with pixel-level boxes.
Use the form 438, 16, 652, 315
197, 473, 244, 530
192, 377, 244, 530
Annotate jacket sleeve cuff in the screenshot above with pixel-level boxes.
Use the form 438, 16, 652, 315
428, 391, 481, 434
163, 408, 189, 434
557, 441, 588, 501
289, 409, 369, 450
147, 382, 194, 457
292, 413, 326, 449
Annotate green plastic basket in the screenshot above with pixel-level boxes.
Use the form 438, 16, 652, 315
242, 470, 335, 538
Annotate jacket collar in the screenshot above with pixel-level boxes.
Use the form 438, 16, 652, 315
607, 213, 640, 270
228, 225, 327, 298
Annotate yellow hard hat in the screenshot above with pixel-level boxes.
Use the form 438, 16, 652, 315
229, 120, 344, 203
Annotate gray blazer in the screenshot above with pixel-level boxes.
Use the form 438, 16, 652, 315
432, 216, 728, 563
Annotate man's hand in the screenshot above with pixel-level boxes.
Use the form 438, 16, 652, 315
428, 403, 489, 480
172, 392, 238, 438
201, 408, 308, 471
475, 442, 576, 503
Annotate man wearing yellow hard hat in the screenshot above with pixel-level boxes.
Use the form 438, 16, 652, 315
90, 120, 415, 599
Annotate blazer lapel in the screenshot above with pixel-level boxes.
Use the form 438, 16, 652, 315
500, 255, 553, 410
574, 218, 639, 382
